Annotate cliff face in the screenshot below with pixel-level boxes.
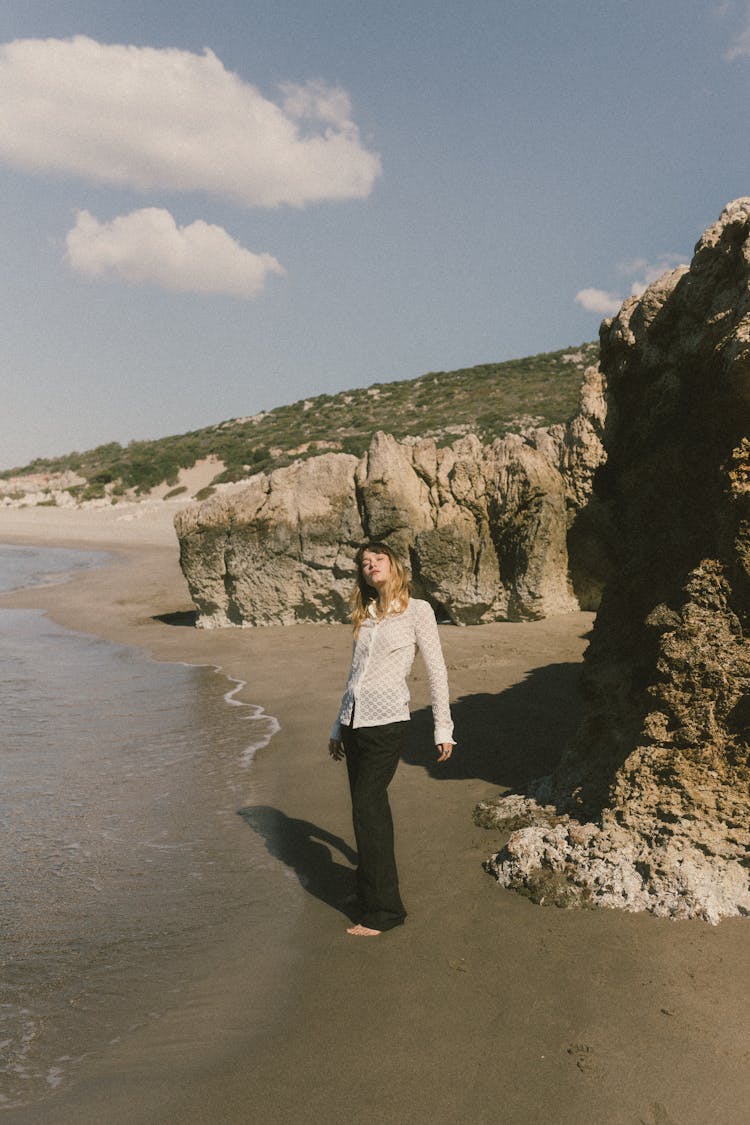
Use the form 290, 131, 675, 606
174, 366, 606, 626
175, 454, 365, 626
480, 199, 750, 922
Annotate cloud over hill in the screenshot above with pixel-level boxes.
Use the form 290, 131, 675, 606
0, 36, 381, 207
66, 208, 284, 299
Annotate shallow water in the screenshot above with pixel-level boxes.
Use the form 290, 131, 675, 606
0, 546, 279, 1109
0, 544, 107, 595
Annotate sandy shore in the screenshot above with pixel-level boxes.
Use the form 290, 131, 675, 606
1, 505, 749, 1125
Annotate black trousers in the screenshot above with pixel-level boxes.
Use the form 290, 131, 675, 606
342, 720, 408, 931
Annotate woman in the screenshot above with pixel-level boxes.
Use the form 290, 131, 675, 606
329, 541, 455, 937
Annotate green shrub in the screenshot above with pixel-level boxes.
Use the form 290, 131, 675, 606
5, 342, 598, 495
80, 482, 107, 501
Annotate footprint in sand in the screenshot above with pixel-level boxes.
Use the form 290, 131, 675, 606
639, 1101, 679, 1125
566, 1042, 595, 1072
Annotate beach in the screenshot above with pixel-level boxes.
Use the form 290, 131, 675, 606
1, 503, 749, 1125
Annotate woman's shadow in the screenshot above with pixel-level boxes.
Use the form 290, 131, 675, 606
237, 805, 359, 921
404, 660, 585, 790
239, 661, 585, 915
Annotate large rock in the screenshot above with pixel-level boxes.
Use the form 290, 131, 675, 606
355, 431, 434, 555
355, 431, 507, 623
175, 363, 606, 626
480, 199, 750, 922
176, 453, 364, 626
491, 436, 578, 619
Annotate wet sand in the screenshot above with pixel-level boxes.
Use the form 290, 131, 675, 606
1, 505, 749, 1125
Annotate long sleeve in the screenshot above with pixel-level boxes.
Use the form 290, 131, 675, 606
413, 601, 455, 745
331, 637, 356, 740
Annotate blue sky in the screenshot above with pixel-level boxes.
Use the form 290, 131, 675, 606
2, 0, 750, 469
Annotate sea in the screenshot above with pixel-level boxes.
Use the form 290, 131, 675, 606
0, 543, 280, 1111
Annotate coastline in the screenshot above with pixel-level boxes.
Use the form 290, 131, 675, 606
2, 506, 749, 1124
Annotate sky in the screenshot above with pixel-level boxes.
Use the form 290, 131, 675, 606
3, 1, 750, 470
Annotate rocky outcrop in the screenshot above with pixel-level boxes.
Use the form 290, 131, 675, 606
480, 199, 750, 922
176, 454, 365, 626
357, 430, 510, 623
175, 366, 607, 626
0, 470, 87, 507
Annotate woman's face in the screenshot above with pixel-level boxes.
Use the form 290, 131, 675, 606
361, 549, 391, 590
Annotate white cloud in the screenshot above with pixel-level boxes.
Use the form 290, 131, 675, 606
618, 257, 650, 276
576, 255, 687, 317
280, 80, 355, 126
725, 4, 750, 58
0, 36, 381, 207
66, 208, 285, 298
575, 288, 623, 316
621, 255, 686, 296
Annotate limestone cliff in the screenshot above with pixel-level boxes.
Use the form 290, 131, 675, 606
175, 454, 364, 626
174, 365, 606, 626
479, 199, 750, 922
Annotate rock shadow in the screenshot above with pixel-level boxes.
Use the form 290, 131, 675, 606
237, 805, 358, 921
153, 610, 198, 627
403, 661, 584, 789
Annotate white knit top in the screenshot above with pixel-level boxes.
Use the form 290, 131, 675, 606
331, 598, 454, 746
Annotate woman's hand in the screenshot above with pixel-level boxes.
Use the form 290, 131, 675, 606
436, 743, 453, 763
329, 738, 345, 761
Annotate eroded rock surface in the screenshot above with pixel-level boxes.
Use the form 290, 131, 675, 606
176, 453, 364, 626
481, 199, 750, 922
175, 366, 606, 626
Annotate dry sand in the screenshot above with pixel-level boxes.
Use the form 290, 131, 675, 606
1, 505, 749, 1125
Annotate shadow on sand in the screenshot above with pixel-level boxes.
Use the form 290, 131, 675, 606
152, 610, 198, 627
404, 660, 585, 790
238, 659, 584, 914
237, 805, 359, 921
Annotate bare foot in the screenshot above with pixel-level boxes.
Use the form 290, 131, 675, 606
346, 923, 381, 936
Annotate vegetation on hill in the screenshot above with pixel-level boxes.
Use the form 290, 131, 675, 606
2, 343, 598, 500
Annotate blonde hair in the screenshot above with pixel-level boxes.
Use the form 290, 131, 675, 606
350, 541, 411, 635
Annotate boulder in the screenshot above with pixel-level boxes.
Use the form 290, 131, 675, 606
355, 431, 434, 558
491, 436, 578, 619
410, 434, 508, 623
175, 453, 363, 626
481, 200, 750, 921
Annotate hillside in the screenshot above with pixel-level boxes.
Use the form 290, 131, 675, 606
1, 342, 598, 502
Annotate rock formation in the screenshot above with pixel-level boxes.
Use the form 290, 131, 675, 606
176, 453, 365, 626
479, 199, 750, 922
174, 365, 606, 626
